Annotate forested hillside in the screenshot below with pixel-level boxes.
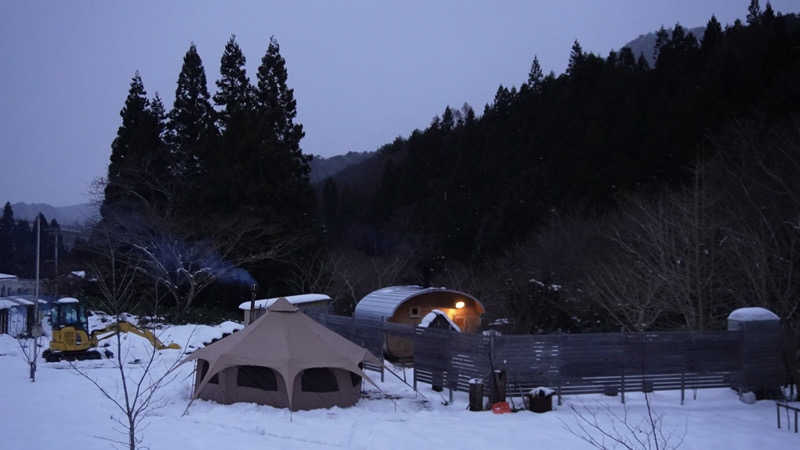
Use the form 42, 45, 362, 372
312, 4, 800, 332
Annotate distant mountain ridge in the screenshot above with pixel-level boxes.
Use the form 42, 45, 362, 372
6, 151, 369, 224
623, 26, 705, 67
10, 202, 98, 227
309, 151, 372, 184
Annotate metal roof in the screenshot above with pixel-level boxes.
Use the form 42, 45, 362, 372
354, 285, 484, 322
0, 296, 53, 309
238, 293, 331, 310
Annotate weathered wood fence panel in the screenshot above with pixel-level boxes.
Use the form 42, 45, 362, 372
307, 313, 784, 400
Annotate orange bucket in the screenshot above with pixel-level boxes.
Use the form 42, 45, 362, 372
491, 401, 511, 414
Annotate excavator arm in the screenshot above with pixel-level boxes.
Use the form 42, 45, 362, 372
92, 321, 180, 350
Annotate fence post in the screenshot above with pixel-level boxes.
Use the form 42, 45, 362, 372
380, 320, 385, 382
557, 332, 563, 406
620, 332, 625, 405
681, 372, 685, 405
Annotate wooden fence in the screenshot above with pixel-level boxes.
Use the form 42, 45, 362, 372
307, 312, 785, 403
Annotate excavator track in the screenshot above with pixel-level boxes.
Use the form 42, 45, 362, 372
43, 349, 104, 362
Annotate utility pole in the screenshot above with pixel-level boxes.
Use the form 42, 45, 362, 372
29, 215, 41, 381
53, 230, 58, 295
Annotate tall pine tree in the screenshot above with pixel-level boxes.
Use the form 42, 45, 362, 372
253, 37, 313, 224
0, 203, 14, 274
167, 44, 216, 185
102, 73, 167, 219
214, 35, 251, 130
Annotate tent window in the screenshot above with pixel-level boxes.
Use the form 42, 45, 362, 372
350, 372, 362, 387
198, 360, 218, 384
301, 368, 338, 393
237, 366, 277, 391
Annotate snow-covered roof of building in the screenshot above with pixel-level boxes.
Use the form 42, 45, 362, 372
57, 297, 80, 304
0, 299, 17, 309
727, 307, 779, 322
0, 295, 56, 308
0, 273, 17, 280
0, 296, 50, 308
418, 309, 461, 332
354, 285, 484, 322
69, 271, 86, 278
238, 293, 331, 311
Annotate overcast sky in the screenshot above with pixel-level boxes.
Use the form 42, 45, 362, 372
1, 0, 797, 206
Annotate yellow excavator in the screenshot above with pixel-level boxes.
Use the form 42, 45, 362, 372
42, 299, 179, 362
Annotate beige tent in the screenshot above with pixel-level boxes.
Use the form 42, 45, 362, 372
183, 297, 381, 411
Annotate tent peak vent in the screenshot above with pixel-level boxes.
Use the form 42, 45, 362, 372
269, 297, 299, 312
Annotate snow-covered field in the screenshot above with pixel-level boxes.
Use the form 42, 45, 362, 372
1, 319, 797, 450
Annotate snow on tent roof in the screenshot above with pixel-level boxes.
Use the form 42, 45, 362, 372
238, 293, 331, 310
57, 297, 80, 304
354, 285, 484, 322
70, 271, 86, 278
0, 273, 17, 280
727, 307, 779, 322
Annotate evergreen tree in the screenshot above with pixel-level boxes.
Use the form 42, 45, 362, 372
149, 93, 167, 139
253, 37, 313, 222
167, 44, 216, 182
654, 26, 670, 62
102, 73, 150, 218
102, 73, 171, 220
0, 203, 14, 273
747, 0, 762, 25
702, 15, 724, 56
441, 106, 454, 131
214, 35, 251, 130
567, 40, 584, 74
763, 2, 776, 24
255, 37, 306, 161
527, 55, 544, 89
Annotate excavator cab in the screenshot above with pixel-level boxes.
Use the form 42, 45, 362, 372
44, 300, 100, 361
51, 302, 89, 333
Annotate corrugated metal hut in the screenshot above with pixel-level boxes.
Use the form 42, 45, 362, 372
354, 285, 485, 359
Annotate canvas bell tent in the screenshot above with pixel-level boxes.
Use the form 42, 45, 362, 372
184, 297, 381, 411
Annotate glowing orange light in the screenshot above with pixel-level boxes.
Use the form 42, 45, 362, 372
455, 300, 465, 309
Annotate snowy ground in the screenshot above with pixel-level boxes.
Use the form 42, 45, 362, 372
1, 319, 798, 449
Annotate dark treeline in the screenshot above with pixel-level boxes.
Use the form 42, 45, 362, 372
312, 2, 800, 332
0, 202, 69, 279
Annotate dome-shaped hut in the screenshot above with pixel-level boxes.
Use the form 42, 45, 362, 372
354, 285, 485, 359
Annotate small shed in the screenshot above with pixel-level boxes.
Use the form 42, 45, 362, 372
0, 296, 51, 337
0, 273, 18, 297
239, 293, 331, 324
354, 285, 485, 359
